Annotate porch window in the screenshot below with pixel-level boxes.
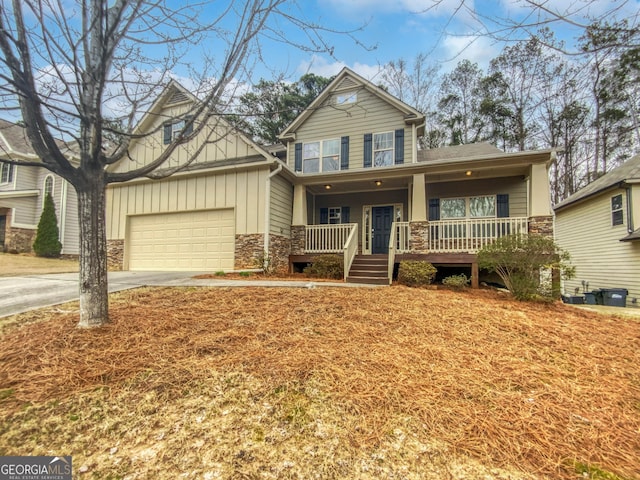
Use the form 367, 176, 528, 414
320, 206, 350, 224
611, 194, 623, 226
373, 132, 393, 167
441, 198, 466, 219
469, 196, 496, 218
0, 162, 14, 184
441, 196, 496, 219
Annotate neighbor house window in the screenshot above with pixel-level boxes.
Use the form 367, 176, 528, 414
373, 132, 393, 167
611, 194, 623, 226
336, 91, 357, 105
43, 175, 54, 204
303, 139, 341, 173
0, 162, 14, 184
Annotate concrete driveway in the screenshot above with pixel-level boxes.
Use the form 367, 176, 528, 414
0, 271, 200, 318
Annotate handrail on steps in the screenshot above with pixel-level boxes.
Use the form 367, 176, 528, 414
343, 223, 359, 281
387, 222, 397, 285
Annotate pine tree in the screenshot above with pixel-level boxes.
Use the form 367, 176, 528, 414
33, 193, 62, 258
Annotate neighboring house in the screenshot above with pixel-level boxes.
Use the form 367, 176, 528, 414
554, 155, 640, 306
106, 68, 556, 287
0, 119, 79, 255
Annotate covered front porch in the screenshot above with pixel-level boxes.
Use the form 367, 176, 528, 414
288, 159, 554, 286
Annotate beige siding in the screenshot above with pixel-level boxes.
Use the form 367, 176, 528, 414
112, 103, 263, 174
288, 88, 413, 170
106, 168, 269, 240
269, 174, 292, 236
555, 188, 640, 307
427, 177, 528, 217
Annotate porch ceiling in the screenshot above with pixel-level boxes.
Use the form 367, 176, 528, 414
302, 163, 530, 195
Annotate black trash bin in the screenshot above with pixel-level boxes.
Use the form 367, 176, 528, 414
591, 289, 604, 305
601, 288, 628, 307
584, 292, 597, 305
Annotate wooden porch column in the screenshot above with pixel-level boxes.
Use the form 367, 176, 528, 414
292, 184, 307, 225
529, 163, 552, 217
411, 173, 427, 221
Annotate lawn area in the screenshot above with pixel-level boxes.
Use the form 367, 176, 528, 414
0, 252, 78, 276
0, 286, 638, 479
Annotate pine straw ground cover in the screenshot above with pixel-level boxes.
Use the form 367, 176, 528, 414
0, 286, 639, 480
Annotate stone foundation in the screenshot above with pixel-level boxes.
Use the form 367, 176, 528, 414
409, 221, 429, 253
290, 225, 305, 255
107, 239, 125, 270
235, 233, 291, 274
528, 216, 554, 237
4, 227, 36, 254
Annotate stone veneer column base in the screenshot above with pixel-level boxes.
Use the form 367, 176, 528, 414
235, 233, 292, 274
528, 216, 554, 237
409, 221, 429, 253
107, 239, 125, 270
290, 226, 305, 256
5, 227, 36, 254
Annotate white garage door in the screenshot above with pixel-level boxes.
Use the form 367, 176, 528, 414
128, 209, 235, 271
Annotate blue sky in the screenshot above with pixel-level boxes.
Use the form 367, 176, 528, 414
252, 0, 640, 82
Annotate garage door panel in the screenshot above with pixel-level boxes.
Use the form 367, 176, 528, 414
128, 209, 235, 271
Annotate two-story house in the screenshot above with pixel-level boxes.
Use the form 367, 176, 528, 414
105, 68, 555, 287
0, 119, 79, 255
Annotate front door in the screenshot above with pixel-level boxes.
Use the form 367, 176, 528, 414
372, 206, 393, 254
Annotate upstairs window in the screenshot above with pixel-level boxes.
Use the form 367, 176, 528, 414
373, 132, 393, 167
336, 91, 357, 105
0, 162, 14, 184
303, 139, 341, 173
611, 194, 623, 226
303, 142, 320, 173
163, 116, 193, 144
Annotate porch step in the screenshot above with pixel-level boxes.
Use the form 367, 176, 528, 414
346, 255, 390, 285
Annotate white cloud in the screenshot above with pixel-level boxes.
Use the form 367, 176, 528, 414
323, 0, 476, 17
440, 34, 500, 71
297, 55, 384, 81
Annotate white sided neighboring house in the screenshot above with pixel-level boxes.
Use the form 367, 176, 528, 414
554, 155, 640, 307
0, 119, 79, 255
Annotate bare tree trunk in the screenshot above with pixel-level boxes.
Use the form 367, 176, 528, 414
76, 180, 109, 328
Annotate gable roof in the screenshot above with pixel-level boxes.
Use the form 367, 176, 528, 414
279, 67, 425, 140
0, 119, 38, 157
554, 154, 640, 211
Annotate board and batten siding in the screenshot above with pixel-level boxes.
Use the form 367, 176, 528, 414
555, 187, 640, 306
112, 103, 265, 175
427, 177, 528, 217
288, 88, 414, 170
106, 168, 269, 241
269, 174, 292, 237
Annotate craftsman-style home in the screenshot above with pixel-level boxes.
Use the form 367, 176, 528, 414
105, 67, 555, 287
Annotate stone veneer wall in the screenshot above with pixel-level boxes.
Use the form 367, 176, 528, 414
107, 239, 124, 270
235, 233, 291, 274
290, 226, 305, 255
528, 216, 554, 237
409, 221, 429, 253
4, 227, 36, 254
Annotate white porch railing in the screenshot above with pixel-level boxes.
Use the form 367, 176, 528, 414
305, 223, 358, 253
343, 224, 359, 281
394, 221, 411, 253
428, 217, 528, 253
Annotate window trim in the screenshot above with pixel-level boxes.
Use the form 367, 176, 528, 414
440, 195, 497, 220
0, 162, 14, 184
372, 131, 394, 168
43, 175, 55, 206
611, 194, 624, 226
302, 138, 341, 173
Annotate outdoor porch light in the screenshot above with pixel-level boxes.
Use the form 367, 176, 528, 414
465, 170, 472, 176
375, 180, 382, 186
324, 184, 331, 190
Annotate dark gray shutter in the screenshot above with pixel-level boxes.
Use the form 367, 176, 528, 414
394, 128, 404, 164
497, 194, 509, 218
294, 143, 303, 172
341, 136, 349, 170
341, 206, 350, 223
428, 198, 440, 221
320, 207, 329, 224
163, 123, 172, 144
184, 115, 193, 135
363, 133, 372, 168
